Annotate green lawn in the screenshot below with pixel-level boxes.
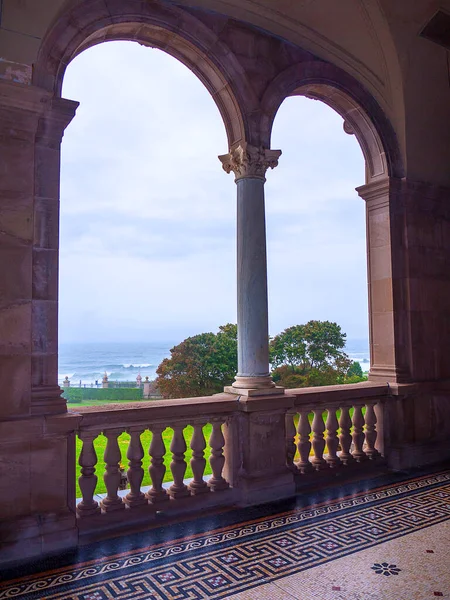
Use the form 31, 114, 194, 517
75, 424, 213, 498
69, 399, 148, 408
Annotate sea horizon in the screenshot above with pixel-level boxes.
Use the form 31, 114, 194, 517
58, 338, 370, 386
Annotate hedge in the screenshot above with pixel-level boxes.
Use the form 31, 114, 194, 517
62, 387, 143, 403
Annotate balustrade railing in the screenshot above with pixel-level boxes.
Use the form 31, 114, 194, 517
285, 384, 385, 483
71, 383, 388, 538
74, 396, 235, 534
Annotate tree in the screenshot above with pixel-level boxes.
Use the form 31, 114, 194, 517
343, 360, 367, 383
347, 360, 363, 378
156, 324, 237, 398
270, 320, 351, 388
270, 320, 347, 372
270, 325, 307, 371
271, 365, 307, 388
302, 320, 347, 369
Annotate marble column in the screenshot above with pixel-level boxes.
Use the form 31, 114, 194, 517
219, 143, 282, 395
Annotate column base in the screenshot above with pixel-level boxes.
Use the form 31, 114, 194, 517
226, 375, 282, 396
31, 385, 67, 415
368, 364, 411, 383
0, 509, 78, 568
237, 470, 295, 506
224, 385, 284, 396
387, 440, 450, 471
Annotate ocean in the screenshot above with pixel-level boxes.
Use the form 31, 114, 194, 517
58, 342, 175, 387
59, 339, 370, 386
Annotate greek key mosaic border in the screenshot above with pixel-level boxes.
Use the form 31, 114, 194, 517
2, 471, 450, 600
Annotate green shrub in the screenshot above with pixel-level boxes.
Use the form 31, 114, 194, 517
66, 395, 82, 403
63, 387, 143, 402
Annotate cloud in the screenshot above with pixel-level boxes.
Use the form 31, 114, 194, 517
60, 41, 368, 344
60, 212, 234, 261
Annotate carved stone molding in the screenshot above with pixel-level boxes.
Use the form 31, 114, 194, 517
218, 143, 281, 180
36, 97, 79, 146
343, 119, 355, 135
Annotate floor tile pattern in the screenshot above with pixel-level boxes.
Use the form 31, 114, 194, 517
1, 470, 450, 599
233, 519, 449, 600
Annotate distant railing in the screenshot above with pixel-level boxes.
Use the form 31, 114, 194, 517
61, 377, 161, 403
103, 380, 140, 388
61, 380, 141, 388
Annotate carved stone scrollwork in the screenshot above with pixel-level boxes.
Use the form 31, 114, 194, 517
218, 142, 281, 180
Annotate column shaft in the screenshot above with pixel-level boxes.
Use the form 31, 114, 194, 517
235, 177, 271, 381
219, 143, 281, 395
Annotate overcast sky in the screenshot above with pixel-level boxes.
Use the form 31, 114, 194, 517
59, 41, 367, 345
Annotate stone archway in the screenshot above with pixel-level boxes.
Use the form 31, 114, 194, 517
259, 60, 408, 383
34, 0, 257, 150
29, 0, 260, 414
260, 60, 403, 184
30, 0, 409, 399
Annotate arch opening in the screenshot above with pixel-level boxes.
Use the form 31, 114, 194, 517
266, 95, 369, 384
58, 40, 235, 369
260, 61, 405, 382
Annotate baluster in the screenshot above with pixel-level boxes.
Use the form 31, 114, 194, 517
146, 425, 169, 504
168, 424, 189, 499
77, 431, 100, 516
100, 429, 125, 512
125, 427, 147, 508
352, 404, 366, 462
325, 408, 341, 468
208, 419, 229, 491
374, 402, 384, 456
285, 410, 297, 472
338, 406, 354, 465
364, 402, 379, 459
189, 422, 209, 495
311, 409, 327, 470
297, 409, 313, 473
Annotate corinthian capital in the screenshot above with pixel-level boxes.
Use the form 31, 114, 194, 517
218, 143, 281, 180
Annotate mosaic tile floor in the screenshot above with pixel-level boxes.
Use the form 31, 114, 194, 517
1, 467, 450, 599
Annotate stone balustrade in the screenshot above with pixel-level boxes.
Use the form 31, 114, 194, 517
78, 419, 229, 512
285, 383, 386, 487
74, 394, 237, 537
71, 383, 389, 539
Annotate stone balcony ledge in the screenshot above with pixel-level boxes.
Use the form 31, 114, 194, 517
286, 381, 390, 406
46, 382, 399, 434
46, 379, 446, 436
